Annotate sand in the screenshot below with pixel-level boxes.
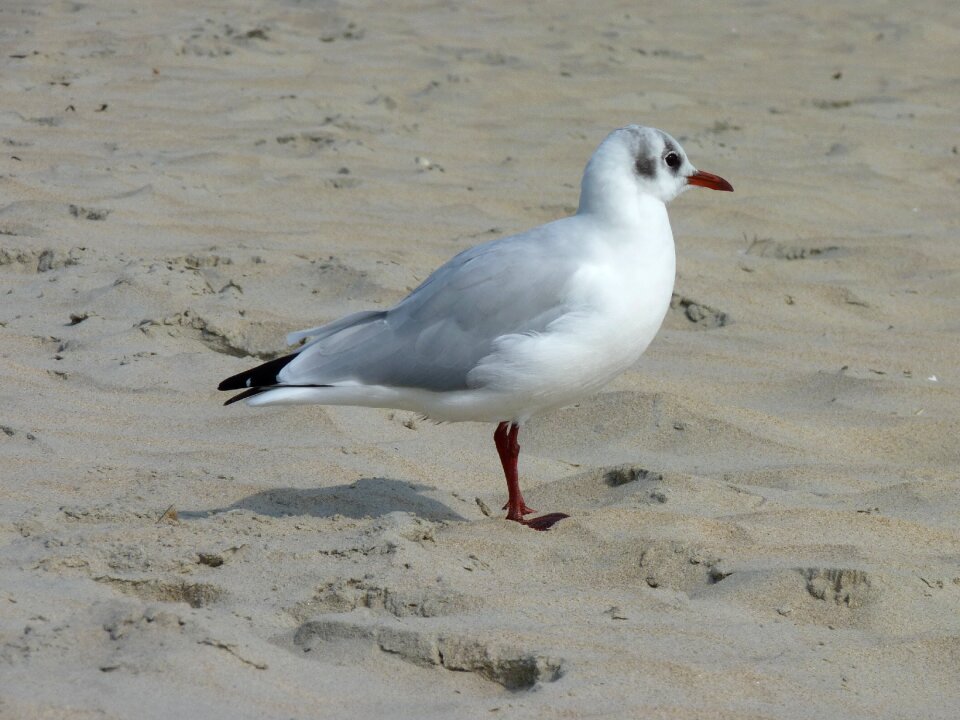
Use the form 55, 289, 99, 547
2, 0, 959, 717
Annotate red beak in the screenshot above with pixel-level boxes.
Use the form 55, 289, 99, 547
687, 170, 734, 192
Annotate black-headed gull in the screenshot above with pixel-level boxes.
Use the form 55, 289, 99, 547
219, 125, 733, 530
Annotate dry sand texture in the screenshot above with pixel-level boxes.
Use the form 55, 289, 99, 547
2, 0, 960, 717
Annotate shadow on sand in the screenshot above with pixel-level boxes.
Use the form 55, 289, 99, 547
180, 476, 466, 522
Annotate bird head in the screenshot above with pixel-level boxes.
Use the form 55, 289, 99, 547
578, 125, 732, 216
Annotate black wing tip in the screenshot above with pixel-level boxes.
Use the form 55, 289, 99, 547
223, 384, 332, 406
218, 377, 241, 391
217, 352, 300, 392
223, 387, 268, 406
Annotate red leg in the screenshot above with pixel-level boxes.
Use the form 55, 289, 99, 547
493, 422, 568, 531
494, 422, 535, 518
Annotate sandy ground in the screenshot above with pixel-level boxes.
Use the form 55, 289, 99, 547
2, 0, 959, 717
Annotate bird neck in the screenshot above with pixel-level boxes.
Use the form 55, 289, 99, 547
577, 183, 668, 231
576, 149, 668, 227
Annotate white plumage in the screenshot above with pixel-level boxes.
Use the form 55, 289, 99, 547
220, 125, 733, 529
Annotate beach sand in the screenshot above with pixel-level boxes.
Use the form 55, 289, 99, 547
1, 1, 959, 717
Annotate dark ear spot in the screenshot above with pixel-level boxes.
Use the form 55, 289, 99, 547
635, 154, 656, 179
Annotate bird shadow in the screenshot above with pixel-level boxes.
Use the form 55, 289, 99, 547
180, 476, 466, 523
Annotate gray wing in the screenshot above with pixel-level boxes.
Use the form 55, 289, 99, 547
279, 220, 582, 391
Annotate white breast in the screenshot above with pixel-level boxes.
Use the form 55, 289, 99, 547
466, 204, 676, 419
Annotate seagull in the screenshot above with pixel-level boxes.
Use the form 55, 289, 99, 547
219, 125, 733, 530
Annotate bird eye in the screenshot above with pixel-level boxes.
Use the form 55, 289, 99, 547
664, 151, 680, 169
